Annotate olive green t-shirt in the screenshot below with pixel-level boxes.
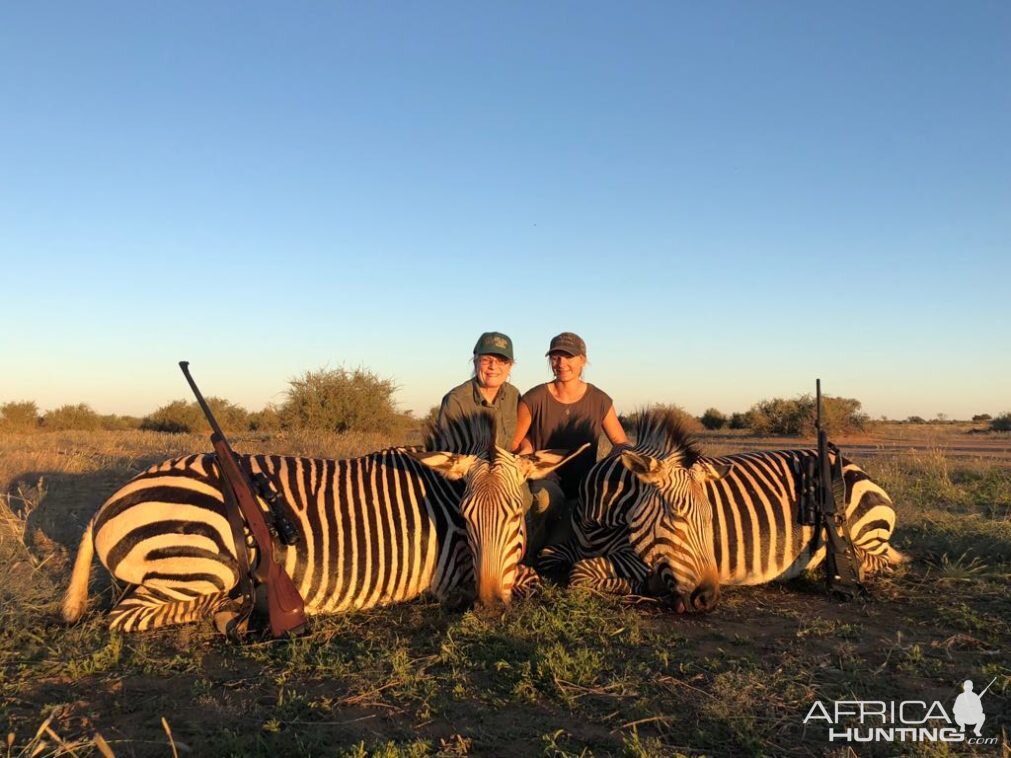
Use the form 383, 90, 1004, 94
437, 379, 519, 449
520, 383, 613, 498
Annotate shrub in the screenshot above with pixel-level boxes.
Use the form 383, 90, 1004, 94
748, 394, 868, 437
623, 404, 704, 435
248, 405, 283, 433
906, 415, 926, 424
0, 401, 40, 431
990, 413, 1011, 432
41, 403, 102, 431
972, 414, 992, 422
728, 411, 753, 430
700, 408, 727, 430
141, 397, 249, 434
99, 414, 142, 431
280, 367, 401, 434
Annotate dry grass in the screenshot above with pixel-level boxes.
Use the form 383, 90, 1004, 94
1, 427, 1009, 756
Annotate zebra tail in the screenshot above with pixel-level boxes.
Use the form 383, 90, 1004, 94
62, 519, 95, 623
885, 545, 910, 565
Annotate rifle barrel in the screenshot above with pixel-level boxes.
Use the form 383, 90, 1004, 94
179, 361, 226, 441
816, 378, 822, 431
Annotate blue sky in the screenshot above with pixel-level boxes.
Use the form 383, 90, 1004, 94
2, 3, 1008, 422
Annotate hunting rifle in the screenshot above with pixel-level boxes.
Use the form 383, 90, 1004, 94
801, 379, 867, 600
179, 361, 307, 638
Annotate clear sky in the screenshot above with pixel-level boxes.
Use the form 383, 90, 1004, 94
2, 3, 1008, 422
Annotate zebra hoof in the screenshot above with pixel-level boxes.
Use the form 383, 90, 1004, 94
213, 602, 250, 640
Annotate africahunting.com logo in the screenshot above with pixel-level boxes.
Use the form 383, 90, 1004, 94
804, 676, 1000, 745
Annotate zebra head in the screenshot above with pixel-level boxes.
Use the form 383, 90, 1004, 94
586, 411, 731, 612
410, 413, 586, 607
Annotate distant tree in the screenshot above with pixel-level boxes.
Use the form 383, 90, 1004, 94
142, 398, 249, 433
248, 404, 283, 433
748, 394, 868, 437
280, 367, 401, 434
972, 414, 992, 422
99, 414, 142, 431
0, 401, 40, 431
700, 408, 727, 430
623, 404, 704, 434
906, 416, 926, 424
728, 411, 753, 430
42, 403, 102, 431
990, 413, 1011, 432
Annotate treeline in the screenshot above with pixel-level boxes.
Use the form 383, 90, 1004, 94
626, 396, 1011, 437
619, 395, 869, 437
3, 374, 1010, 436
0, 368, 414, 435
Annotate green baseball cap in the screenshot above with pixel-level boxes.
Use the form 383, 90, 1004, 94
473, 331, 514, 361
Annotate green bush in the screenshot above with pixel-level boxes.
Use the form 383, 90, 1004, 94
280, 367, 401, 434
748, 394, 868, 437
906, 415, 927, 424
141, 397, 249, 434
41, 403, 102, 431
700, 408, 727, 430
728, 411, 753, 430
0, 401, 40, 431
990, 413, 1011, 432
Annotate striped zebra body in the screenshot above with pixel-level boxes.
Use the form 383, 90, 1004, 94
548, 411, 905, 611
64, 415, 583, 632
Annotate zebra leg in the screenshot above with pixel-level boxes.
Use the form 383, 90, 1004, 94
536, 540, 580, 577
108, 586, 234, 633
512, 564, 542, 600
569, 551, 649, 596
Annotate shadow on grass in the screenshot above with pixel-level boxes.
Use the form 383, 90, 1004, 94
9, 454, 172, 552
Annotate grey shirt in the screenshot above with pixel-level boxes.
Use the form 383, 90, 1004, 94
437, 379, 520, 449
521, 383, 613, 498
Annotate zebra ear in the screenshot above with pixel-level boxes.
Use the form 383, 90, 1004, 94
405, 450, 478, 481
619, 450, 667, 485
516, 443, 591, 481
692, 460, 732, 482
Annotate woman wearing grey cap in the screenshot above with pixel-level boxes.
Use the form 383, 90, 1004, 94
512, 332, 628, 555
436, 331, 520, 449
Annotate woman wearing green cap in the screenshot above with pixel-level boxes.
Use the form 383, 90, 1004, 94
435, 331, 520, 449
511, 332, 629, 557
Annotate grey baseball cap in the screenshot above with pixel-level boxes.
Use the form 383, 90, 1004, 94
473, 332, 514, 361
546, 332, 586, 357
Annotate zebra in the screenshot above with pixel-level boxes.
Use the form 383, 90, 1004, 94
541, 409, 907, 612
62, 413, 583, 632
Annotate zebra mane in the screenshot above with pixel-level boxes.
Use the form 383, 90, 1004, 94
424, 411, 498, 457
630, 408, 702, 467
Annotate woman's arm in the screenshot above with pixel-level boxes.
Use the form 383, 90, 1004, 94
602, 405, 629, 446
511, 400, 534, 454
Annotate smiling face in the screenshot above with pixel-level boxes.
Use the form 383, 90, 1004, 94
475, 354, 511, 390
548, 351, 586, 382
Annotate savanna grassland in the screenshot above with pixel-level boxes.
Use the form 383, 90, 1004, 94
2, 425, 1009, 757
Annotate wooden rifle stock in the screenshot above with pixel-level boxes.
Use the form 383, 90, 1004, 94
211, 436, 307, 637
180, 361, 307, 638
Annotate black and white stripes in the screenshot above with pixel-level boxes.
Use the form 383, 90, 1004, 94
549, 410, 905, 610
63, 414, 580, 632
